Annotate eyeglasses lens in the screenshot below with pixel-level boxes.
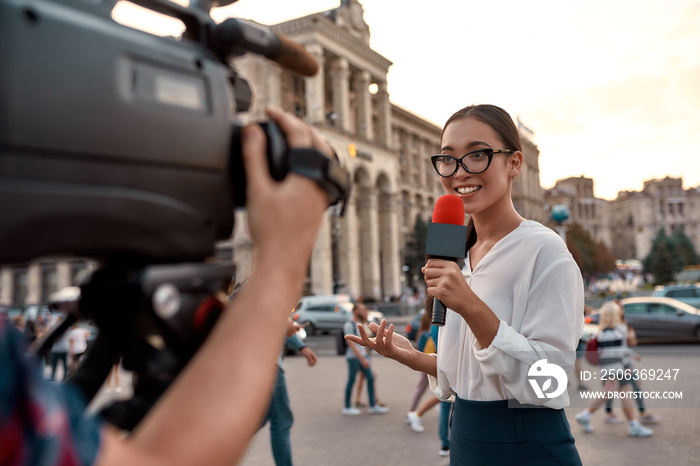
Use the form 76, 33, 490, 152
434, 150, 491, 176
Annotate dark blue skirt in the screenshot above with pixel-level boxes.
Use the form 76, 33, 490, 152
450, 398, 582, 466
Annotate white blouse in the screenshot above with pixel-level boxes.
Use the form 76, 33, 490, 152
430, 220, 584, 409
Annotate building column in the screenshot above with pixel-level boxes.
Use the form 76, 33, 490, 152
338, 194, 361, 298
353, 70, 373, 140
56, 261, 72, 290
379, 191, 402, 299
0, 267, 11, 306
376, 80, 392, 148
267, 64, 284, 109
304, 43, 325, 124
357, 188, 381, 302
26, 263, 41, 306
310, 210, 333, 295
330, 57, 351, 131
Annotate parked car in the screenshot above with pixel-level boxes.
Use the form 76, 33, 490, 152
652, 284, 700, 309
291, 294, 354, 335
619, 297, 700, 342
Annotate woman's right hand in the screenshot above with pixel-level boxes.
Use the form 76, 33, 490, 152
345, 320, 417, 367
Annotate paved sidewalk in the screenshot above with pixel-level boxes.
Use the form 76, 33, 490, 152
241, 349, 700, 466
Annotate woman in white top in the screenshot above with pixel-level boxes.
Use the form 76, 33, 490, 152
574, 301, 653, 437
347, 104, 584, 465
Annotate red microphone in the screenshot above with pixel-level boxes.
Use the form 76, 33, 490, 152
425, 194, 467, 326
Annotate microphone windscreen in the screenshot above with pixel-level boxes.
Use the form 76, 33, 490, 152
432, 194, 465, 226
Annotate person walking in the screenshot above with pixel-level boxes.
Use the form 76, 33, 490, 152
405, 310, 452, 458
352, 306, 384, 409
67, 323, 91, 376
406, 311, 433, 418
347, 104, 584, 465
49, 314, 71, 382
342, 302, 388, 416
260, 318, 318, 466
574, 301, 653, 437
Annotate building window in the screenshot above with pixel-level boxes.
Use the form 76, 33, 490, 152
282, 72, 306, 118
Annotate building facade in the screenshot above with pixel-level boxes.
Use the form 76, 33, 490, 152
544, 176, 612, 247
227, 0, 545, 301
0, 0, 546, 308
544, 175, 700, 261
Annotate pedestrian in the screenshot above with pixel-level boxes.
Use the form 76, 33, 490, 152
574, 304, 594, 392
406, 311, 433, 416
49, 314, 71, 382
0, 106, 334, 465
261, 318, 318, 466
602, 301, 660, 426
574, 301, 653, 437
405, 308, 451, 458
347, 104, 584, 465
67, 323, 91, 376
342, 302, 388, 415
352, 306, 384, 409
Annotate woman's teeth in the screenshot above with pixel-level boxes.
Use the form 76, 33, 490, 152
457, 186, 481, 194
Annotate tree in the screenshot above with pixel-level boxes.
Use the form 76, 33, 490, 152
643, 229, 684, 285
671, 228, 700, 267
564, 223, 616, 278
594, 240, 617, 274
404, 214, 428, 290
565, 223, 598, 277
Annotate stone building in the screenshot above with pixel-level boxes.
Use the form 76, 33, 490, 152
0, 260, 94, 312
227, 0, 545, 301
544, 176, 612, 247
544, 175, 700, 261
0, 0, 546, 308
611, 177, 700, 260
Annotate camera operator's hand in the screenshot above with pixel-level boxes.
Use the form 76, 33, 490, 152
241, 106, 330, 280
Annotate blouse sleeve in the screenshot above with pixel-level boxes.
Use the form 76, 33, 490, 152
473, 256, 584, 408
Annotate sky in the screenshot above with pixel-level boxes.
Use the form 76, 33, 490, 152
117, 0, 700, 200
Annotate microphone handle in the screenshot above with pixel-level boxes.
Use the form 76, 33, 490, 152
432, 298, 447, 326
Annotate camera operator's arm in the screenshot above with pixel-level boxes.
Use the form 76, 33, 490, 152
97, 108, 329, 466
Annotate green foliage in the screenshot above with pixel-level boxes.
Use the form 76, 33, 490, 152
671, 229, 700, 266
404, 214, 428, 289
565, 223, 615, 276
643, 229, 685, 285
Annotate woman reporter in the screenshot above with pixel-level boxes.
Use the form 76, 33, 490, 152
347, 104, 584, 465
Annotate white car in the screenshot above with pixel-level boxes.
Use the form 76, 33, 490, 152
291, 294, 384, 335
291, 295, 354, 335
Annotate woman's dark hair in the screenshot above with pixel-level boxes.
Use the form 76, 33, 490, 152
441, 104, 522, 153
441, 104, 522, 254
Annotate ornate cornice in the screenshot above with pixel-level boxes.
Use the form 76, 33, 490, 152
271, 15, 392, 70
390, 104, 441, 134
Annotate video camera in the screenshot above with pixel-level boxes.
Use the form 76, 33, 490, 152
1, 0, 350, 430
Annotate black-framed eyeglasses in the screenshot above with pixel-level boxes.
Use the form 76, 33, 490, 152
430, 148, 513, 177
